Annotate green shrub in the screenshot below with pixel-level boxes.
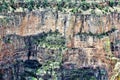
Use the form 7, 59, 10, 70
109, 0, 114, 7
80, 2, 90, 11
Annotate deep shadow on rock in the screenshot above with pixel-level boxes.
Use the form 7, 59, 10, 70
61, 67, 108, 80
24, 60, 42, 69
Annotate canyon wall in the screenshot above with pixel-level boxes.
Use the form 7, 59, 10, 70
0, 2, 120, 79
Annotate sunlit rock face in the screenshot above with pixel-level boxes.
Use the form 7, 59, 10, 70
2, 9, 120, 36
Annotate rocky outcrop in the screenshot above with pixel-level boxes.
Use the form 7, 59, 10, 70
0, 1, 120, 79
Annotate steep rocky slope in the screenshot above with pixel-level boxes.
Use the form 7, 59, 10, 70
0, 0, 120, 80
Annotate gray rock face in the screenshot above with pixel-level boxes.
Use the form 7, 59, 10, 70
63, 48, 99, 68
61, 67, 108, 80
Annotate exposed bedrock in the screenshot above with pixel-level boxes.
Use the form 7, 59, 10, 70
0, 8, 120, 80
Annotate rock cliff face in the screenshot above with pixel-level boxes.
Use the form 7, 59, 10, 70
0, 0, 120, 80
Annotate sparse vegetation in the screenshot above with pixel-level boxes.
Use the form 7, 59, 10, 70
0, 0, 120, 15
37, 30, 66, 50
77, 28, 117, 39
